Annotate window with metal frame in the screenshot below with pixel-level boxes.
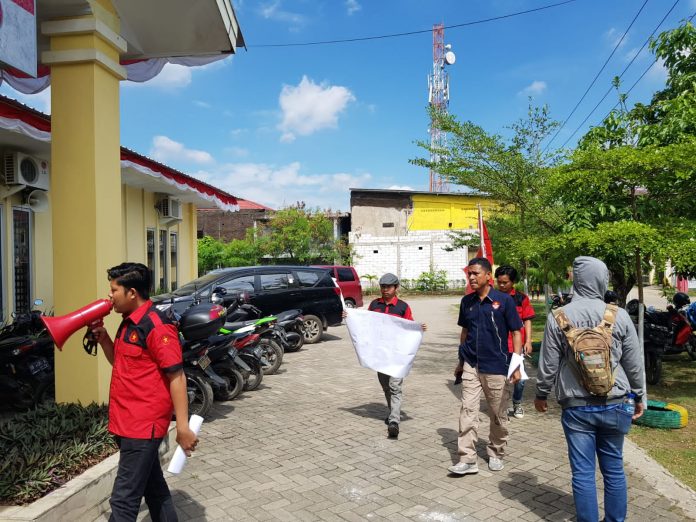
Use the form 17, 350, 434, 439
13, 209, 31, 314
159, 230, 168, 292
170, 232, 178, 291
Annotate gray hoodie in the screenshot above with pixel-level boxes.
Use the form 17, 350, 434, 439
536, 256, 646, 408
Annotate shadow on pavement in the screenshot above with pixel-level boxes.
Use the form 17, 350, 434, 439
498, 471, 575, 519
438, 427, 490, 465
339, 402, 412, 423
136, 489, 206, 521
207, 402, 236, 421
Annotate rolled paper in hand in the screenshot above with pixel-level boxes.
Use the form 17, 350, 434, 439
507, 352, 529, 381
166, 415, 204, 474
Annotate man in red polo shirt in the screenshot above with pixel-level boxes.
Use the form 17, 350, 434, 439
495, 265, 535, 419
92, 262, 197, 521
368, 273, 426, 439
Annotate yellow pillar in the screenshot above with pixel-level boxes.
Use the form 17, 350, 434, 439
42, 0, 127, 404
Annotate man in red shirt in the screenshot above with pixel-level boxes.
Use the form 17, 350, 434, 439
367, 273, 426, 439
494, 265, 535, 419
92, 263, 197, 521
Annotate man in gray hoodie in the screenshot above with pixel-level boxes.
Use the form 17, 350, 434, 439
535, 256, 645, 522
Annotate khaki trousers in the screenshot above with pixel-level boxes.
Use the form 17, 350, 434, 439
457, 362, 511, 463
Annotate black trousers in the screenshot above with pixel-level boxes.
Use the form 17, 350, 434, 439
109, 436, 178, 522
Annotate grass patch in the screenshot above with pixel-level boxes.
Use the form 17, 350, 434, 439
628, 355, 696, 491
0, 403, 117, 505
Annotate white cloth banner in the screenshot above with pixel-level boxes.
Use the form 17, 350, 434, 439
345, 309, 423, 378
507, 352, 529, 381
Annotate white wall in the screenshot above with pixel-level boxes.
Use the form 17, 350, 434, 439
350, 230, 469, 285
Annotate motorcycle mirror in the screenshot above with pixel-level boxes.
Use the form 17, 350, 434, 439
212, 286, 227, 296
34, 299, 44, 306
211, 293, 224, 305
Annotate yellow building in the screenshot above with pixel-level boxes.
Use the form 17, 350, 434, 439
409, 193, 496, 231
0, 0, 244, 404
349, 189, 496, 284
0, 95, 238, 400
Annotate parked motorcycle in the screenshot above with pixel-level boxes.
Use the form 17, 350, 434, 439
0, 300, 55, 411
626, 292, 696, 385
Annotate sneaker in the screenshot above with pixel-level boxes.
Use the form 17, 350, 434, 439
387, 422, 399, 439
384, 417, 390, 425
513, 403, 524, 419
447, 461, 479, 475
488, 457, 504, 471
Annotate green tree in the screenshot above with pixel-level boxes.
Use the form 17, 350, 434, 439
255, 207, 346, 264
197, 236, 226, 274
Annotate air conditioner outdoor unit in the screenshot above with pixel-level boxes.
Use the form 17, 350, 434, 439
157, 196, 182, 220
3, 152, 50, 191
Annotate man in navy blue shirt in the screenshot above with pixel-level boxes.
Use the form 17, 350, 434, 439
448, 257, 523, 475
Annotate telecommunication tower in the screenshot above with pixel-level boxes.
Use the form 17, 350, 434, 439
428, 24, 455, 192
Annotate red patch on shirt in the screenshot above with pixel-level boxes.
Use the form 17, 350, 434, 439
492, 301, 500, 310
162, 335, 170, 345
129, 331, 139, 343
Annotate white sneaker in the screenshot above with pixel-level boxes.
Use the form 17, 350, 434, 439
513, 403, 524, 419
447, 461, 479, 475
488, 457, 504, 471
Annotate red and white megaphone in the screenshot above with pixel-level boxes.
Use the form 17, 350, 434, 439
41, 299, 113, 350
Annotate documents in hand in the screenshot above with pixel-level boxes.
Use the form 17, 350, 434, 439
167, 414, 203, 474
345, 309, 423, 378
507, 352, 529, 381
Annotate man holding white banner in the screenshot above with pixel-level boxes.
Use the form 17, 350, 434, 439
449, 258, 523, 476
344, 273, 426, 440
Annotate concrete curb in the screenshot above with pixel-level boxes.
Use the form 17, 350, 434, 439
0, 425, 177, 522
624, 437, 696, 520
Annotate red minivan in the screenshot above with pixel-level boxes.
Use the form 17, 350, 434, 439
313, 265, 364, 308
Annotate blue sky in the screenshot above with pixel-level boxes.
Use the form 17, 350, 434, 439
3, 0, 695, 210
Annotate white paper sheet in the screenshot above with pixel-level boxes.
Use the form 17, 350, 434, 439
166, 414, 203, 474
345, 309, 423, 378
507, 352, 529, 381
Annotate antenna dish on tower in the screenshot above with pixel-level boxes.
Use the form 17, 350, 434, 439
444, 51, 456, 65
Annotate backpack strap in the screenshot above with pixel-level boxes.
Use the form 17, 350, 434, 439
552, 308, 574, 334
600, 304, 618, 330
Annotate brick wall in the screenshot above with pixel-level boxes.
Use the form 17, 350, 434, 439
197, 209, 268, 242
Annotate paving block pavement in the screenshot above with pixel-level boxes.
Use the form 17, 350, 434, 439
98, 296, 695, 521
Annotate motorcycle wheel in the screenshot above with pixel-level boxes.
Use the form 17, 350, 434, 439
243, 362, 263, 391
213, 366, 245, 401
284, 331, 304, 353
645, 351, 662, 385
302, 314, 323, 344
259, 338, 283, 375
686, 339, 696, 362
186, 372, 214, 418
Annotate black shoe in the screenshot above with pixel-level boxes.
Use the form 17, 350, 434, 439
384, 417, 390, 425
388, 422, 399, 439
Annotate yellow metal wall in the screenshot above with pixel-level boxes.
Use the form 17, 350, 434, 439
409, 194, 495, 231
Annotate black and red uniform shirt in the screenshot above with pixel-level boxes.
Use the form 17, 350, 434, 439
109, 300, 183, 439
506, 289, 535, 352
368, 296, 414, 321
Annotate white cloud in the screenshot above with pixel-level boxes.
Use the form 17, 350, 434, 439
518, 80, 547, 97
0, 86, 52, 114
149, 136, 214, 165
125, 63, 192, 90
194, 100, 212, 109
605, 27, 628, 49
278, 76, 355, 142
346, 0, 361, 15
259, 1, 306, 26
194, 161, 371, 210
387, 185, 413, 191
225, 146, 249, 158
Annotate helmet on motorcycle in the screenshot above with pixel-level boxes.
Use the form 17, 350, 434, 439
673, 292, 691, 309
604, 290, 618, 305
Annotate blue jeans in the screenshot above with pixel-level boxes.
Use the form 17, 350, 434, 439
512, 380, 524, 403
561, 404, 633, 522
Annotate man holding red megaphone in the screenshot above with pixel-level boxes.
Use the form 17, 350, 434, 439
86, 262, 197, 521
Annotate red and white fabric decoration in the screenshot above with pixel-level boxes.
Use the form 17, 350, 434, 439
1, 54, 230, 94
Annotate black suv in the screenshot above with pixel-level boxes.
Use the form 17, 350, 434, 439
151, 266, 343, 343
